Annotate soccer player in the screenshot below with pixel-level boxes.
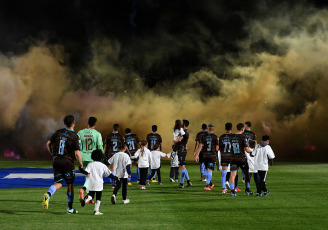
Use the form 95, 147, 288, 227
242, 121, 257, 182
149, 144, 167, 185
229, 123, 253, 196
104, 124, 125, 188
176, 120, 192, 188
132, 140, 151, 189
125, 128, 141, 185
244, 121, 257, 145
194, 124, 208, 181
42, 115, 82, 214
146, 125, 163, 151
146, 125, 162, 182
219, 122, 233, 193
80, 150, 118, 215
195, 124, 219, 190
109, 143, 132, 204
252, 135, 275, 197
77, 117, 104, 202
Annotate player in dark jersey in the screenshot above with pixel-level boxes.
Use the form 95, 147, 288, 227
218, 122, 233, 193
195, 124, 219, 190
125, 128, 141, 185
194, 124, 208, 181
104, 124, 125, 188
146, 125, 162, 151
146, 125, 162, 182
242, 121, 257, 183
229, 123, 253, 196
176, 120, 192, 188
244, 121, 257, 145
42, 115, 83, 214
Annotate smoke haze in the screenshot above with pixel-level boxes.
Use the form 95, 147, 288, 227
0, 1, 327, 161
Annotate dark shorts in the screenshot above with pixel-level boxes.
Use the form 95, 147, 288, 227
53, 157, 75, 184
221, 156, 232, 167
230, 157, 249, 172
203, 155, 216, 171
199, 152, 204, 163
178, 156, 186, 166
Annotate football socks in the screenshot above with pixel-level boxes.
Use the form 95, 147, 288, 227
206, 171, 212, 185
47, 185, 56, 197
221, 170, 227, 189
229, 182, 235, 191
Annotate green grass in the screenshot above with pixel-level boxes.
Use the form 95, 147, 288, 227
0, 161, 327, 230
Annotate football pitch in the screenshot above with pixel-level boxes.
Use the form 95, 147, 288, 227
0, 161, 327, 230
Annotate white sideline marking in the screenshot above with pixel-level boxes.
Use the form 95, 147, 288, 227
4, 173, 85, 179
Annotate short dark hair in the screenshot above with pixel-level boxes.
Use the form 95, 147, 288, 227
225, 122, 232, 131
236, 123, 245, 131
201, 124, 207, 130
113, 124, 119, 131
152, 125, 157, 132
64, 115, 74, 127
117, 142, 126, 150
153, 144, 160, 150
249, 140, 256, 148
245, 121, 252, 128
262, 135, 270, 141
125, 128, 131, 134
91, 149, 103, 161
88, 117, 97, 127
183, 120, 189, 127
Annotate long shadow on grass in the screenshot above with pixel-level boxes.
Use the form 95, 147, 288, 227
0, 209, 62, 215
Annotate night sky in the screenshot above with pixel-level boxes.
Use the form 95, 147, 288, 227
0, 0, 328, 161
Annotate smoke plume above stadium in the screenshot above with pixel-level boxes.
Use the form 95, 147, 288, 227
0, 0, 327, 160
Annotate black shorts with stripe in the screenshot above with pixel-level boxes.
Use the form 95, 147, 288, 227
230, 156, 249, 172
178, 156, 186, 166
203, 155, 216, 171
220, 155, 232, 167
53, 157, 75, 184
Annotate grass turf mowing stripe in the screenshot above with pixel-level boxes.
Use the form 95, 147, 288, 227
0, 161, 327, 229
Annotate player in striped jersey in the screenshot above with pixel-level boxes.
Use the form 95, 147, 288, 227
42, 115, 82, 214
125, 128, 141, 185
77, 117, 104, 202
229, 123, 253, 196
194, 124, 208, 181
242, 121, 257, 183
175, 120, 192, 188
104, 124, 125, 188
146, 125, 162, 182
219, 122, 233, 193
195, 124, 218, 190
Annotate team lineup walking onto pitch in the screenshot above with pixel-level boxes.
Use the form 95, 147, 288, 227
42, 115, 275, 214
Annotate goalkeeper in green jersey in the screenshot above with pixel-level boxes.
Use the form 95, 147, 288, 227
77, 117, 104, 203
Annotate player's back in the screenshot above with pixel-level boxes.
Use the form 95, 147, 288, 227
125, 133, 140, 156
231, 133, 247, 157
50, 128, 80, 160
105, 132, 125, 157
195, 130, 207, 152
181, 129, 189, 146
219, 133, 233, 157
201, 132, 218, 157
146, 133, 162, 151
78, 128, 103, 156
243, 129, 257, 145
